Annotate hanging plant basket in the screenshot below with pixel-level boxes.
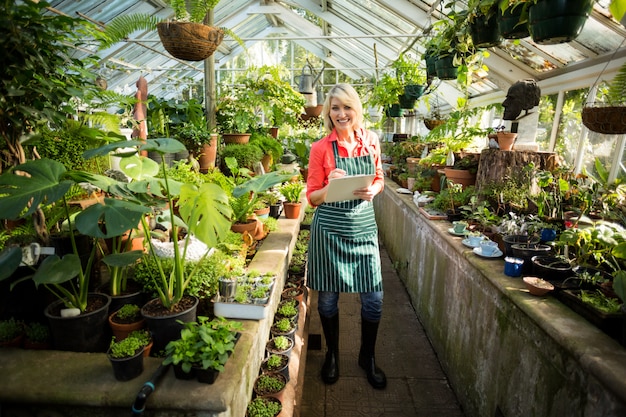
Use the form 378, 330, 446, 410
424, 118, 445, 130
528, 0, 593, 45
581, 105, 626, 135
469, 12, 502, 48
157, 22, 224, 61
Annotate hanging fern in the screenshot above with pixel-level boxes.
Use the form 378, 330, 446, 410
97, 14, 162, 49
607, 62, 626, 104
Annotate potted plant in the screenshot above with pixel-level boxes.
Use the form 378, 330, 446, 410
108, 303, 146, 342
246, 396, 282, 417
0, 318, 24, 348
260, 353, 290, 381
279, 180, 305, 219
99, 0, 240, 62
582, 62, 626, 135
163, 316, 242, 383
216, 85, 260, 142
466, 0, 503, 48
527, 0, 593, 45
496, 0, 530, 39
266, 335, 294, 357
244, 65, 306, 130
368, 72, 404, 117
0, 156, 150, 352
107, 333, 146, 381
271, 317, 297, 340
252, 372, 288, 399
276, 299, 299, 322
84, 137, 235, 353
22, 322, 51, 350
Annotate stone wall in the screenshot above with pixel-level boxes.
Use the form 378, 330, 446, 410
374, 178, 626, 417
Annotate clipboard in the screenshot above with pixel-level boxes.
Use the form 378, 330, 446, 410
325, 174, 375, 203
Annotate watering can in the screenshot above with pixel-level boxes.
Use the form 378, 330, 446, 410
298, 62, 322, 94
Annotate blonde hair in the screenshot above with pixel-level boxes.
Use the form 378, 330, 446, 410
321, 83, 364, 134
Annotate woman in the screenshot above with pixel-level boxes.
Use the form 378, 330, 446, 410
306, 83, 386, 389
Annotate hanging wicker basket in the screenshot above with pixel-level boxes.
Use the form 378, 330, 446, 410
424, 118, 445, 130
581, 104, 626, 135
157, 22, 224, 61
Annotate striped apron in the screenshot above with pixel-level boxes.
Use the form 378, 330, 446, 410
307, 141, 382, 293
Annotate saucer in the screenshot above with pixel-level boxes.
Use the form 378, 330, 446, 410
462, 238, 484, 248
448, 228, 468, 237
473, 247, 503, 258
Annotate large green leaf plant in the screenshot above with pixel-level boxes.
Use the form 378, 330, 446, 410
86, 138, 234, 310
0, 158, 150, 312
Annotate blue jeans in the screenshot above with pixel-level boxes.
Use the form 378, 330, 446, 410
318, 291, 383, 322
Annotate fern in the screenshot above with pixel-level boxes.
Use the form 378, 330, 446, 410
607, 62, 626, 104
98, 14, 162, 48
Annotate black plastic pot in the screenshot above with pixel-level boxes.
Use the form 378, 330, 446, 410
502, 235, 540, 257
469, 12, 502, 48
434, 55, 457, 80
141, 295, 199, 355
531, 255, 573, 282
528, 0, 593, 45
497, 5, 530, 39
44, 293, 111, 353
108, 348, 144, 381
511, 244, 553, 274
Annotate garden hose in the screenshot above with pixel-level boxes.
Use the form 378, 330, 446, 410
131, 363, 170, 416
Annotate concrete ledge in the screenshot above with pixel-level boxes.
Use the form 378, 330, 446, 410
374, 178, 626, 417
0, 201, 309, 417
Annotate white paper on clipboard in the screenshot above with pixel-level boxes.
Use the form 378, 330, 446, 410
325, 174, 375, 203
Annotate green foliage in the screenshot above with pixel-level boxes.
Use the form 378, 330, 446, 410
273, 317, 294, 332
173, 123, 214, 155
163, 316, 242, 372
0, 0, 105, 169
250, 132, 284, 163
0, 318, 23, 342
247, 396, 282, 417
164, 0, 222, 22
255, 373, 286, 393
276, 302, 298, 318
0, 157, 150, 311
279, 181, 305, 203
606, 62, 626, 105
115, 304, 141, 321
578, 290, 621, 314
28, 122, 108, 173
108, 334, 143, 359
220, 144, 264, 171
272, 335, 291, 351
24, 322, 50, 343
265, 354, 285, 370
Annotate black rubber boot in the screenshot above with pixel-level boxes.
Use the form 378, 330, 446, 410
358, 317, 387, 389
319, 313, 339, 384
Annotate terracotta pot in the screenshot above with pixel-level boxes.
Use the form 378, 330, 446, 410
497, 132, 517, 151
223, 133, 251, 144
198, 134, 218, 172
231, 219, 258, 235
108, 311, 146, 342
443, 168, 476, 189
283, 202, 302, 219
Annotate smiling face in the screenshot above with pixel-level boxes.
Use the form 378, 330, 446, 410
329, 97, 358, 135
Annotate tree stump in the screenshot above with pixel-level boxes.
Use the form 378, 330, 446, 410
475, 149, 558, 194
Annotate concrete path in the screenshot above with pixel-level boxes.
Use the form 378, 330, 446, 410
297, 242, 467, 417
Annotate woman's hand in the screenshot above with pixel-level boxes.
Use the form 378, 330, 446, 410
353, 182, 381, 202
328, 168, 346, 181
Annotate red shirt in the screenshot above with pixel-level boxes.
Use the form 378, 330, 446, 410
306, 127, 384, 206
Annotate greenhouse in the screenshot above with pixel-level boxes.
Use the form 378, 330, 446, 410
1, 1, 626, 417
